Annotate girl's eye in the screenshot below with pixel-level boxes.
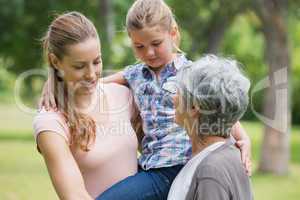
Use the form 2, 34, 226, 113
135, 45, 144, 49
152, 41, 162, 46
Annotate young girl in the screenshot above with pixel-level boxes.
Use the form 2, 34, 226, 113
41, 1, 251, 199
97, 0, 251, 199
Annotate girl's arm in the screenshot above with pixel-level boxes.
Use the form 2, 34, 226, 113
39, 70, 56, 111
231, 121, 252, 176
130, 101, 144, 153
40, 71, 128, 110
100, 71, 128, 85
37, 132, 93, 200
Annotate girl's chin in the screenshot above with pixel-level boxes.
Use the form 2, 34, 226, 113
147, 61, 165, 70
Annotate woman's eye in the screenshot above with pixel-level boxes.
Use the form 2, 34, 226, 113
73, 65, 85, 69
94, 60, 102, 65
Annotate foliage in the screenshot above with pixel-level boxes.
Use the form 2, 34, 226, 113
0, 0, 299, 124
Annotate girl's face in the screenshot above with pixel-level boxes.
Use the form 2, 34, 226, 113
52, 38, 102, 95
129, 26, 176, 71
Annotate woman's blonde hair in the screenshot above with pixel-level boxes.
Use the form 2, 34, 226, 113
126, 0, 181, 51
42, 11, 99, 151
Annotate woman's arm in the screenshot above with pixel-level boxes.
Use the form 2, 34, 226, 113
37, 132, 93, 200
100, 71, 128, 85
231, 121, 252, 176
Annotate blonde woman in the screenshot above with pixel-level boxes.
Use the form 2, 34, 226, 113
33, 12, 138, 199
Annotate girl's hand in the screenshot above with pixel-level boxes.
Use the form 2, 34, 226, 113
235, 137, 252, 176
100, 71, 128, 85
38, 73, 56, 111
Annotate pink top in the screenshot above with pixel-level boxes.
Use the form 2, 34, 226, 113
33, 83, 138, 198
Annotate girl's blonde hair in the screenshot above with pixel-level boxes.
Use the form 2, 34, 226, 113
126, 0, 181, 51
42, 11, 99, 151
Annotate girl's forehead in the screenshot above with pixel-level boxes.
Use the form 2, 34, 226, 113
130, 26, 170, 41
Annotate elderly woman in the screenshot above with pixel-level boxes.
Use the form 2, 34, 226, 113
167, 55, 253, 200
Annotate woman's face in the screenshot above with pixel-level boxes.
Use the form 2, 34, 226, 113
173, 90, 199, 136
173, 91, 187, 127
54, 38, 102, 95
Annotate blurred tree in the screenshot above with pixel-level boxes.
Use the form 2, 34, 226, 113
169, 0, 251, 57
170, 0, 292, 174
0, 0, 297, 134
253, 0, 291, 175
98, 0, 115, 68
0, 0, 99, 91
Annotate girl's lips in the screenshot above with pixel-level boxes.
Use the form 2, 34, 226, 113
148, 57, 158, 62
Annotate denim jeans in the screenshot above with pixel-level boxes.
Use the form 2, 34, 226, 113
95, 164, 184, 200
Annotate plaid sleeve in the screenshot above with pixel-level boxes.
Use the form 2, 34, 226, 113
123, 64, 140, 90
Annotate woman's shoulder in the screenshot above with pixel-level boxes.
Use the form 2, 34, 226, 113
101, 83, 131, 97
101, 83, 134, 117
34, 108, 65, 122
33, 108, 70, 143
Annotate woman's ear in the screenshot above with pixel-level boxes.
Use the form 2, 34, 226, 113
48, 53, 60, 70
189, 106, 200, 119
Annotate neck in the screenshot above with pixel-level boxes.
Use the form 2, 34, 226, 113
150, 53, 177, 75
74, 90, 97, 111
189, 127, 226, 156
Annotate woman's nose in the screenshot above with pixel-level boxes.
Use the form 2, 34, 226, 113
85, 65, 96, 80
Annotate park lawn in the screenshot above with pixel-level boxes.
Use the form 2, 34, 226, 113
0, 116, 299, 199
0, 141, 56, 200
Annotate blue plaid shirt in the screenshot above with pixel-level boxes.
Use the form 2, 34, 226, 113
123, 54, 192, 170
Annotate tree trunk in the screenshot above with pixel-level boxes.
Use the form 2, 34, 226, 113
98, 0, 115, 67
254, 0, 291, 175
206, 17, 228, 54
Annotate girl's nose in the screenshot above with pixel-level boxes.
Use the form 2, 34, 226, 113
146, 47, 155, 57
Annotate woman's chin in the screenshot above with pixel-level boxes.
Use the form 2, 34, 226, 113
76, 86, 96, 95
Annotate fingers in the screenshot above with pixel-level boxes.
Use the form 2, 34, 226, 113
246, 159, 252, 176
38, 97, 43, 110
235, 140, 252, 176
38, 79, 57, 111
242, 148, 251, 176
49, 93, 57, 111
38, 84, 48, 110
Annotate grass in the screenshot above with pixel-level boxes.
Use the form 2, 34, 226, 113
0, 104, 300, 200
0, 141, 57, 200
242, 122, 300, 200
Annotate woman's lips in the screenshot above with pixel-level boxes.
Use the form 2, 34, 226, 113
82, 80, 97, 89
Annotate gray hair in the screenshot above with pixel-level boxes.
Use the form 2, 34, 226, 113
176, 55, 250, 138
